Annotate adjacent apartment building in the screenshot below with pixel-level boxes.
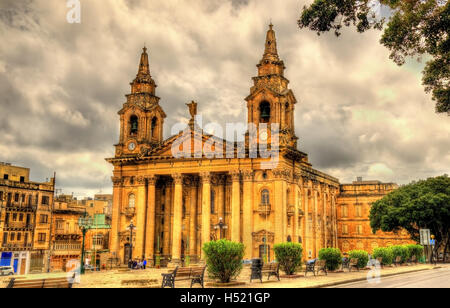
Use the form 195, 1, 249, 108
0, 162, 54, 274
337, 178, 413, 254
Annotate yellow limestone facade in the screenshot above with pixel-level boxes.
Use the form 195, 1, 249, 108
107, 25, 348, 266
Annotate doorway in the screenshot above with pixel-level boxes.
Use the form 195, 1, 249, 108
124, 244, 131, 264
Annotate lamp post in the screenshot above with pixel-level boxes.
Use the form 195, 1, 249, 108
127, 221, 136, 268
214, 217, 228, 240
77, 214, 92, 275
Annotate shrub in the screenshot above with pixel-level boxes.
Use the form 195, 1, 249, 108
274, 242, 303, 275
348, 250, 369, 269
202, 240, 245, 283
406, 244, 424, 260
390, 245, 409, 263
373, 247, 394, 265
318, 248, 342, 271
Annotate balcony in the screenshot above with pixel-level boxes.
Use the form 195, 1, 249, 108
256, 204, 271, 217
54, 233, 82, 241
121, 207, 135, 218
1, 243, 33, 251
4, 202, 37, 212
4, 222, 33, 230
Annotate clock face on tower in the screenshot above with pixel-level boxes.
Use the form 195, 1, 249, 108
128, 142, 136, 151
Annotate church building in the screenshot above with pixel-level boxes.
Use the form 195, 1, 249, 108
106, 24, 404, 266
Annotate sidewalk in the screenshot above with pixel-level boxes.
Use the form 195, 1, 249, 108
0, 263, 444, 288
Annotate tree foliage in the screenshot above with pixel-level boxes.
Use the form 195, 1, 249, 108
369, 175, 450, 254
319, 247, 343, 270
298, 0, 450, 115
348, 250, 369, 268
390, 245, 409, 263
373, 247, 394, 265
274, 242, 303, 275
406, 244, 425, 260
202, 240, 245, 283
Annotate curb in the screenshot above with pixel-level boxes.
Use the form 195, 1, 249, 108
310, 267, 433, 288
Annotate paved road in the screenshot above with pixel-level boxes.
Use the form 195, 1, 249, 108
330, 267, 450, 288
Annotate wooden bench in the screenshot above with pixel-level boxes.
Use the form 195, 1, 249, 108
408, 255, 417, 265
250, 263, 280, 283
348, 258, 359, 272
393, 256, 402, 266
376, 257, 384, 268
161, 266, 206, 288
305, 260, 327, 277
7, 274, 76, 288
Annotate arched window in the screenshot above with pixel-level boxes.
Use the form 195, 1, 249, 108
343, 241, 350, 252
210, 190, 215, 214
261, 189, 270, 205
151, 117, 158, 139
128, 194, 135, 208
356, 241, 364, 250
130, 115, 139, 135
259, 101, 271, 123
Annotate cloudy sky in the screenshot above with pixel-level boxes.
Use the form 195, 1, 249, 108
0, 0, 449, 197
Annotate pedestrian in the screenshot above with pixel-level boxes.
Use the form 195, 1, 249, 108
143, 258, 147, 270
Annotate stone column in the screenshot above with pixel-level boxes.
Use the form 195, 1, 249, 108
301, 177, 308, 260
323, 187, 328, 248
217, 175, 225, 224
242, 171, 254, 259
230, 170, 241, 243
313, 182, 319, 258
111, 176, 123, 260
135, 176, 147, 259
162, 181, 172, 256
145, 175, 157, 264
170, 174, 183, 264
273, 170, 285, 245
332, 191, 338, 247
189, 177, 198, 261
293, 179, 299, 244
200, 172, 211, 259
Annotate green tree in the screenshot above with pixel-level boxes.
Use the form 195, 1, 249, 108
369, 175, 450, 261
274, 242, 303, 275
298, 0, 450, 115
202, 240, 245, 283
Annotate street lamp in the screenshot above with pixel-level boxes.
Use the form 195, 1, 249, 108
214, 217, 228, 240
127, 221, 136, 268
77, 214, 93, 275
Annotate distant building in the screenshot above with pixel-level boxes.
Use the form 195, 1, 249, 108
337, 178, 413, 254
0, 162, 54, 274
49, 195, 111, 272
50, 197, 85, 272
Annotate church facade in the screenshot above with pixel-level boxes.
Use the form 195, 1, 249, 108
106, 25, 407, 266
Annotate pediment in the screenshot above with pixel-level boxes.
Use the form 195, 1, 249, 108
147, 129, 231, 158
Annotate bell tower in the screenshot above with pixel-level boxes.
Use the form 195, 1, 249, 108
115, 47, 167, 157
245, 24, 298, 149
